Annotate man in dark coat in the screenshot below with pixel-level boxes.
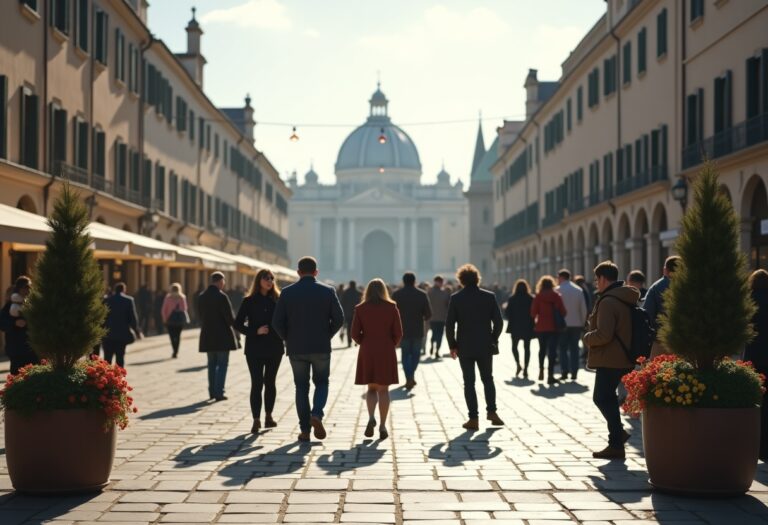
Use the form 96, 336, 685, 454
446, 264, 504, 430
102, 282, 142, 368
136, 284, 152, 335
392, 272, 432, 390
340, 281, 362, 347
0, 276, 38, 374
198, 272, 239, 401
273, 257, 344, 442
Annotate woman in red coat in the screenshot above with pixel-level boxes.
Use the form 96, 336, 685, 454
530, 276, 567, 385
352, 278, 403, 440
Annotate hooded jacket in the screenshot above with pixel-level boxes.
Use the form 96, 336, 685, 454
583, 282, 639, 369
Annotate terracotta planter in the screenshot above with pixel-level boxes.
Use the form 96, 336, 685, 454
642, 405, 759, 495
4, 409, 116, 493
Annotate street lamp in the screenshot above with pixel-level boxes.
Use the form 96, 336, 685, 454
672, 177, 688, 212
140, 211, 160, 236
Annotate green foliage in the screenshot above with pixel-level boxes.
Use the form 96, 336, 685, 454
24, 186, 107, 369
658, 164, 755, 369
0, 362, 101, 413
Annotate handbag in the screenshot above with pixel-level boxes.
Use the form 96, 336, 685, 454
167, 302, 189, 327
553, 303, 566, 332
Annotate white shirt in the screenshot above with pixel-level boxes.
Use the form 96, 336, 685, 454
556, 280, 588, 328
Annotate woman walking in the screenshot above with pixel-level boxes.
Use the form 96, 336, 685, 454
352, 278, 403, 440
504, 279, 535, 379
235, 269, 285, 434
745, 269, 768, 460
161, 283, 189, 358
530, 276, 566, 385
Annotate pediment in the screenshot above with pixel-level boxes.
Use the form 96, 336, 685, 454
342, 186, 415, 206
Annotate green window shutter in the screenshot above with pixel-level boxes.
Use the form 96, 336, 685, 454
760, 49, 768, 115
616, 148, 624, 182
76, 0, 88, 51
0, 75, 6, 159
577, 86, 583, 120
657, 9, 667, 57
76, 119, 88, 169
623, 42, 631, 84
638, 28, 647, 74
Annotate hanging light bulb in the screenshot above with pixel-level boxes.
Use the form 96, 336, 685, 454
378, 127, 387, 144
289, 126, 299, 142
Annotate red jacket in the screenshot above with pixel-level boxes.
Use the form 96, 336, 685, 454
530, 289, 566, 334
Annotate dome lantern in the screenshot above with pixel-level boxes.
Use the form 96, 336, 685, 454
369, 82, 389, 118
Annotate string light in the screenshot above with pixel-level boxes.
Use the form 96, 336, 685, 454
378, 166, 385, 174
289, 126, 299, 142
378, 128, 387, 144
258, 113, 524, 130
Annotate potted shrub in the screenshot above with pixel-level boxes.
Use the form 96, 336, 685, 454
622, 164, 762, 495
0, 186, 137, 493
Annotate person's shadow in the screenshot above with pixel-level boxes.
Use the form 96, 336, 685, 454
428, 428, 501, 467
140, 400, 210, 420
505, 378, 535, 387
315, 439, 386, 474
174, 434, 262, 467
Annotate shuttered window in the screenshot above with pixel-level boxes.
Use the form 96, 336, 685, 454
115, 29, 125, 82
155, 163, 165, 211
75, 0, 88, 51
94, 9, 108, 65
714, 71, 732, 134
51, 0, 70, 35
686, 88, 704, 146
623, 42, 631, 85
93, 128, 105, 176
657, 9, 667, 57
691, 0, 704, 22
638, 28, 647, 74
169, 172, 178, 218
74, 117, 88, 169
577, 86, 583, 121
50, 104, 68, 168
0, 75, 7, 159
115, 141, 128, 188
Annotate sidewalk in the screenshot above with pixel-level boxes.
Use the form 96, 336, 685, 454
0, 333, 767, 524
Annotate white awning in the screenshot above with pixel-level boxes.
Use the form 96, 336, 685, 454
182, 245, 271, 273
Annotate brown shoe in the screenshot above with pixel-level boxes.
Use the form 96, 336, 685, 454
592, 446, 625, 460
310, 416, 327, 440
251, 420, 261, 434
364, 419, 376, 438
487, 412, 504, 426
297, 432, 310, 442
264, 415, 277, 428
462, 418, 479, 431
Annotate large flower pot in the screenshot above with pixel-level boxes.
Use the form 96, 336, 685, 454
642, 405, 759, 495
4, 409, 116, 493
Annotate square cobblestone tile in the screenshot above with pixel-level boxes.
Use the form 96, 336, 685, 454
244, 479, 294, 491
118, 492, 186, 504
339, 513, 396, 523
294, 479, 349, 491
159, 512, 218, 522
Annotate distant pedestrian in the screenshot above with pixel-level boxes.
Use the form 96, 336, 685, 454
340, 281, 362, 348
102, 282, 142, 368
153, 289, 165, 334
644, 256, 681, 358
161, 283, 189, 358
198, 272, 239, 401
556, 269, 587, 382
626, 270, 648, 303
504, 279, 535, 379
583, 260, 637, 459
136, 284, 152, 335
0, 276, 38, 374
745, 269, 768, 461
574, 274, 593, 315
531, 276, 567, 385
446, 264, 504, 430
352, 278, 403, 440
392, 272, 432, 390
272, 257, 344, 442
427, 275, 451, 359
235, 269, 285, 434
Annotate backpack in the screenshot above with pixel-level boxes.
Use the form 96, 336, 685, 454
601, 296, 655, 364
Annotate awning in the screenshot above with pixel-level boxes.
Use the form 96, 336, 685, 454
174, 246, 237, 271
272, 264, 297, 281
0, 202, 56, 245
87, 222, 177, 261
182, 245, 270, 274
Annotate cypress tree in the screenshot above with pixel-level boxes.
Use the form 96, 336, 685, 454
658, 163, 755, 369
24, 185, 107, 369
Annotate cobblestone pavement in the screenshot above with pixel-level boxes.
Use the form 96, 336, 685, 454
2, 330, 768, 524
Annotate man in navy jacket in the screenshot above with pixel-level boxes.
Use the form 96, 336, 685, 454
273, 256, 344, 442
102, 282, 142, 367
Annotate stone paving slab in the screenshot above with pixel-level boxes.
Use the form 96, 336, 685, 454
2, 331, 768, 523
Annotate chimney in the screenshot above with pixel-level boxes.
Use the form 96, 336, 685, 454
177, 7, 207, 88
244, 94, 255, 143
524, 69, 540, 119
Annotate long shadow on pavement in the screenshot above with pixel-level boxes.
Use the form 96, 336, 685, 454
177, 365, 207, 373
428, 428, 501, 467
529, 381, 589, 399
139, 400, 210, 420
316, 439, 386, 474
216, 440, 313, 481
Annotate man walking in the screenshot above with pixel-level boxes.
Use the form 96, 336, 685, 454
427, 275, 451, 359
556, 269, 587, 381
198, 272, 239, 401
644, 256, 681, 357
273, 257, 344, 442
340, 281, 362, 348
102, 282, 142, 368
446, 264, 504, 430
583, 261, 637, 459
392, 272, 432, 390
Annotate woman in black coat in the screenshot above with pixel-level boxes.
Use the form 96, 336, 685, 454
235, 269, 285, 434
504, 279, 535, 379
745, 269, 768, 461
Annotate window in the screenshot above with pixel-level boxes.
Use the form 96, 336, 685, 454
603, 56, 617, 96
686, 88, 704, 146
657, 9, 668, 57
746, 50, 767, 120
75, 0, 88, 51
214, 133, 219, 158
50, 104, 67, 168
115, 140, 127, 188
616, 148, 624, 182
714, 71, 732, 134
93, 128, 105, 176
623, 42, 632, 85
205, 125, 211, 151
603, 153, 613, 196
223, 140, 228, 166
94, 9, 108, 64
198, 116, 204, 149
169, 172, 178, 218
0, 75, 6, 159
189, 110, 195, 142
206, 194, 213, 225
638, 28, 647, 74
130, 150, 140, 194
265, 183, 273, 202
21, 0, 37, 12
73, 117, 88, 169
181, 179, 189, 222
189, 184, 197, 224
51, 0, 70, 35
624, 143, 633, 178
577, 86, 583, 121
566, 98, 572, 131
588, 68, 600, 107
175, 97, 187, 132
589, 161, 600, 199
115, 29, 125, 83
128, 44, 139, 93
691, 0, 704, 22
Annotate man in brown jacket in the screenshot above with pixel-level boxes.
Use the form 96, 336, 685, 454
583, 261, 639, 459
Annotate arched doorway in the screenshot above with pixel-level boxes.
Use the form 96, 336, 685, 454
16, 195, 37, 214
749, 178, 768, 269
362, 230, 395, 284
651, 203, 669, 277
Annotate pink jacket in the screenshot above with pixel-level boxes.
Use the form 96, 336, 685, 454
161, 293, 188, 324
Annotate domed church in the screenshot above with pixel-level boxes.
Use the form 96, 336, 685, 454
288, 85, 469, 284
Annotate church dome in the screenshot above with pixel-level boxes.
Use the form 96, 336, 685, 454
335, 84, 422, 174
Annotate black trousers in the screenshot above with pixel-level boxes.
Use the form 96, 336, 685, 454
167, 325, 183, 355
511, 336, 531, 370
245, 353, 283, 420
458, 354, 497, 419
102, 339, 127, 368
593, 367, 632, 447
7, 347, 38, 375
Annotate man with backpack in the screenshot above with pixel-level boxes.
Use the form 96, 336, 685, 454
583, 261, 639, 460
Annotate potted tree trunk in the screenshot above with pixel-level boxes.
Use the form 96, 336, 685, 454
622, 164, 763, 495
0, 186, 137, 493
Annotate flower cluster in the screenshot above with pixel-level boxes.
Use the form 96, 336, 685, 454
0, 356, 137, 430
621, 355, 765, 418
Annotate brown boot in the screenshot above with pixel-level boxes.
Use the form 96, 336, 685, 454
297, 432, 310, 442
310, 416, 327, 440
250, 420, 261, 434
462, 418, 479, 430
264, 414, 277, 428
592, 445, 625, 460
487, 412, 504, 426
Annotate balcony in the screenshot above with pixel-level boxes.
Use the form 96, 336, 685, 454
615, 165, 668, 196
682, 112, 768, 169
54, 161, 89, 186
542, 209, 564, 228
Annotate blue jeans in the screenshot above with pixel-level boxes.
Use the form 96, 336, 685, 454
559, 327, 582, 377
400, 338, 421, 380
289, 353, 331, 433
430, 321, 445, 350
207, 351, 230, 399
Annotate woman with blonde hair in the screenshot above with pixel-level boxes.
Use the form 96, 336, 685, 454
235, 269, 285, 433
352, 278, 403, 440
161, 282, 189, 358
530, 275, 566, 385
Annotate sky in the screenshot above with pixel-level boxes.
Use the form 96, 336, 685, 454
148, 0, 606, 187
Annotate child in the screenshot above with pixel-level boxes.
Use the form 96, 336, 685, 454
9, 292, 25, 318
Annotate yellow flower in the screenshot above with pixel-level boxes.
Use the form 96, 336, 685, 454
664, 396, 672, 403
679, 373, 686, 380
713, 394, 719, 400
675, 396, 683, 403
654, 389, 663, 398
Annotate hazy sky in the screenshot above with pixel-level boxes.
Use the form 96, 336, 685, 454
149, 0, 606, 187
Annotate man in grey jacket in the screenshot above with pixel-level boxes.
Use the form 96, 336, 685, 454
556, 269, 588, 381
427, 275, 451, 360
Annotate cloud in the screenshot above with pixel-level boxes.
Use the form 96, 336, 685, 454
201, 0, 292, 30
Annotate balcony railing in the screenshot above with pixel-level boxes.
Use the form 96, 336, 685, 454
54, 161, 89, 185
682, 112, 768, 169
615, 165, 668, 196
542, 209, 564, 228
91, 173, 112, 193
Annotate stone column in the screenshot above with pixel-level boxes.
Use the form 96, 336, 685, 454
410, 219, 417, 270
629, 238, 645, 273
740, 218, 753, 259
335, 218, 343, 271
612, 241, 626, 272
313, 219, 322, 259
646, 232, 660, 280
348, 220, 356, 274
398, 219, 406, 271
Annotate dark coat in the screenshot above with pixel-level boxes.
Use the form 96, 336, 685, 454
272, 276, 344, 356
197, 285, 239, 352
340, 287, 362, 321
0, 301, 33, 357
234, 293, 284, 357
745, 289, 768, 374
392, 286, 432, 339
445, 285, 503, 358
504, 293, 534, 340
103, 293, 140, 344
